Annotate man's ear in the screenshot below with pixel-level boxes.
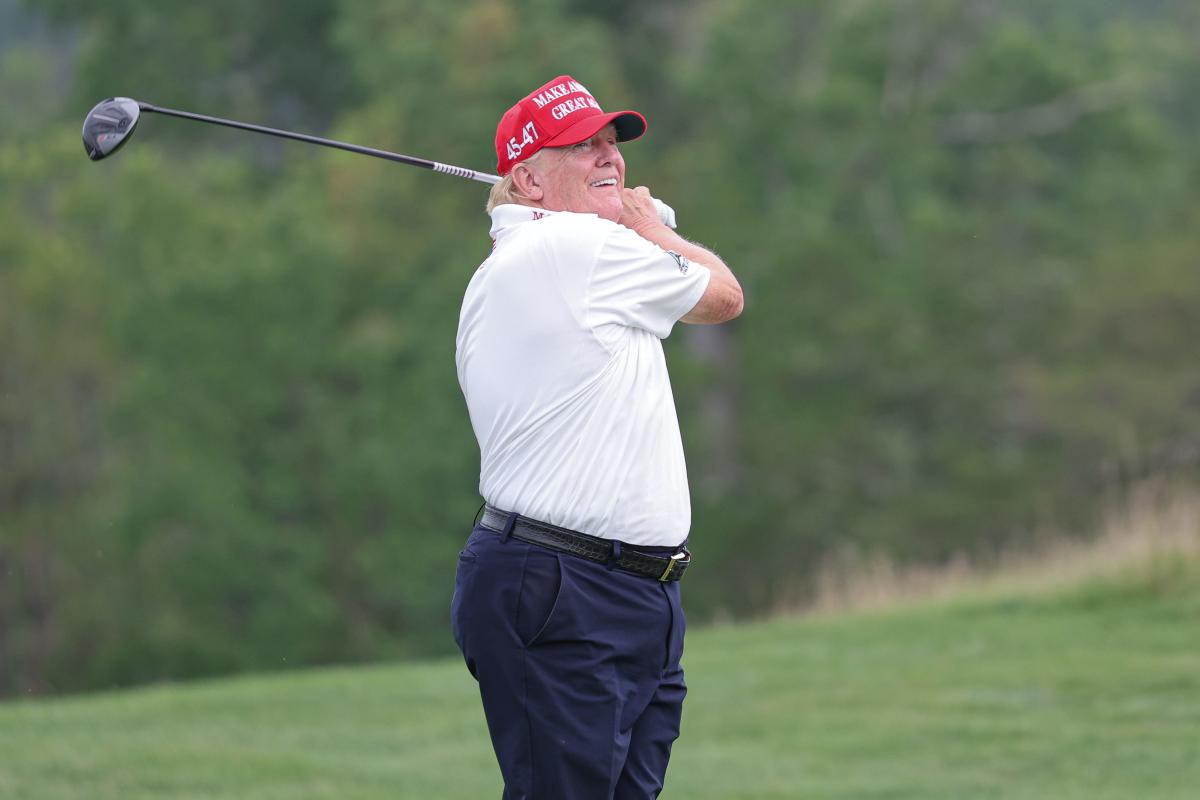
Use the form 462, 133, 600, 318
512, 163, 544, 201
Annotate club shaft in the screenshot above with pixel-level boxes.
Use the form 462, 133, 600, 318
139, 102, 501, 184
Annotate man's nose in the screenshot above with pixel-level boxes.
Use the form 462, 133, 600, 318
595, 140, 620, 165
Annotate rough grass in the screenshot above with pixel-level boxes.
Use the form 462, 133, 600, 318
2, 491, 1198, 799
805, 480, 1200, 614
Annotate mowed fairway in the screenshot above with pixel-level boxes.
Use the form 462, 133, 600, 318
2, 553, 1197, 799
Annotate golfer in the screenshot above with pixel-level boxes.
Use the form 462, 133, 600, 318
453, 74, 743, 799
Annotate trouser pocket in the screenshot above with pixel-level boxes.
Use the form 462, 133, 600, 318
515, 546, 563, 647
450, 548, 478, 653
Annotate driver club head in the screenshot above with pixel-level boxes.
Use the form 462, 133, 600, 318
82, 97, 141, 161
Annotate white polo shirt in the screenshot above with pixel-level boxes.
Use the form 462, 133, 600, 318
455, 204, 711, 546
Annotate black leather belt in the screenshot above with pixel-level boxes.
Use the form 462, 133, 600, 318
479, 506, 691, 582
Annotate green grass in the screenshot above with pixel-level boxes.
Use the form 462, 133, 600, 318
2, 553, 1198, 799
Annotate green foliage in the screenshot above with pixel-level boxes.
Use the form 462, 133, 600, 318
28, 0, 357, 129
658, 0, 1200, 616
3, 0, 1200, 694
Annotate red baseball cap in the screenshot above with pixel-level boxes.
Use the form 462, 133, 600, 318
494, 75, 647, 176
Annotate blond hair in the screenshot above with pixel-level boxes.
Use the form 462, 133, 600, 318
485, 148, 553, 214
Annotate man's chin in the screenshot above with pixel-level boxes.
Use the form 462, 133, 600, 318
595, 198, 623, 224
558, 195, 622, 222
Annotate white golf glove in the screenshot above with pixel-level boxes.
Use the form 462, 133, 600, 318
652, 197, 677, 229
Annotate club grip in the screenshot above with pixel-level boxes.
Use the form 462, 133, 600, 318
433, 162, 500, 184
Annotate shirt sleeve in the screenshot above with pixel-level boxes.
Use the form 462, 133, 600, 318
587, 223, 712, 339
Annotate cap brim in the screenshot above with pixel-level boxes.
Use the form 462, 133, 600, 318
543, 110, 647, 148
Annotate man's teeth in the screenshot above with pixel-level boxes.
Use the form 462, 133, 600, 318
590, 179, 617, 187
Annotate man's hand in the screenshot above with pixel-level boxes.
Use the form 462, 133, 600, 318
619, 186, 668, 237
618, 186, 744, 325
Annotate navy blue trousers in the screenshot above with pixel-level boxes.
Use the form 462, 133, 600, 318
452, 524, 687, 800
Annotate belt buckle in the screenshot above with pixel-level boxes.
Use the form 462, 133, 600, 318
658, 550, 689, 582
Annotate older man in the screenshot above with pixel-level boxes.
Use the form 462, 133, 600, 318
453, 74, 742, 799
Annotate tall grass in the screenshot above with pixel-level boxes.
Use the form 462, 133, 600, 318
803, 479, 1200, 614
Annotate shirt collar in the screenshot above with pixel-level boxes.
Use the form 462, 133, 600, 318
488, 204, 596, 240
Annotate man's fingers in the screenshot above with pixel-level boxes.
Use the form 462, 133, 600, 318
619, 186, 673, 231
624, 186, 657, 211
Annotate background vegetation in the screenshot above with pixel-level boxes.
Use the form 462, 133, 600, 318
2, 0, 1199, 696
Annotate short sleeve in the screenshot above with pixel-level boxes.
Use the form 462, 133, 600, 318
587, 224, 711, 339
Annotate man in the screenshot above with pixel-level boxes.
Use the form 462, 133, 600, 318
452, 74, 743, 799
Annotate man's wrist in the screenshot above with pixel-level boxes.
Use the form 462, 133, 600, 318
630, 219, 673, 242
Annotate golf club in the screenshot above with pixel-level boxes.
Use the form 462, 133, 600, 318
81, 97, 677, 227
82, 97, 501, 184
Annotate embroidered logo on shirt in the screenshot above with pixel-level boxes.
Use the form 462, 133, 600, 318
666, 250, 689, 274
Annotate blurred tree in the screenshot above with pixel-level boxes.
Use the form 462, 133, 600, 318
26, 0, 360, 130
3, 0, 1200, 694
658, 0, 1197, 614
